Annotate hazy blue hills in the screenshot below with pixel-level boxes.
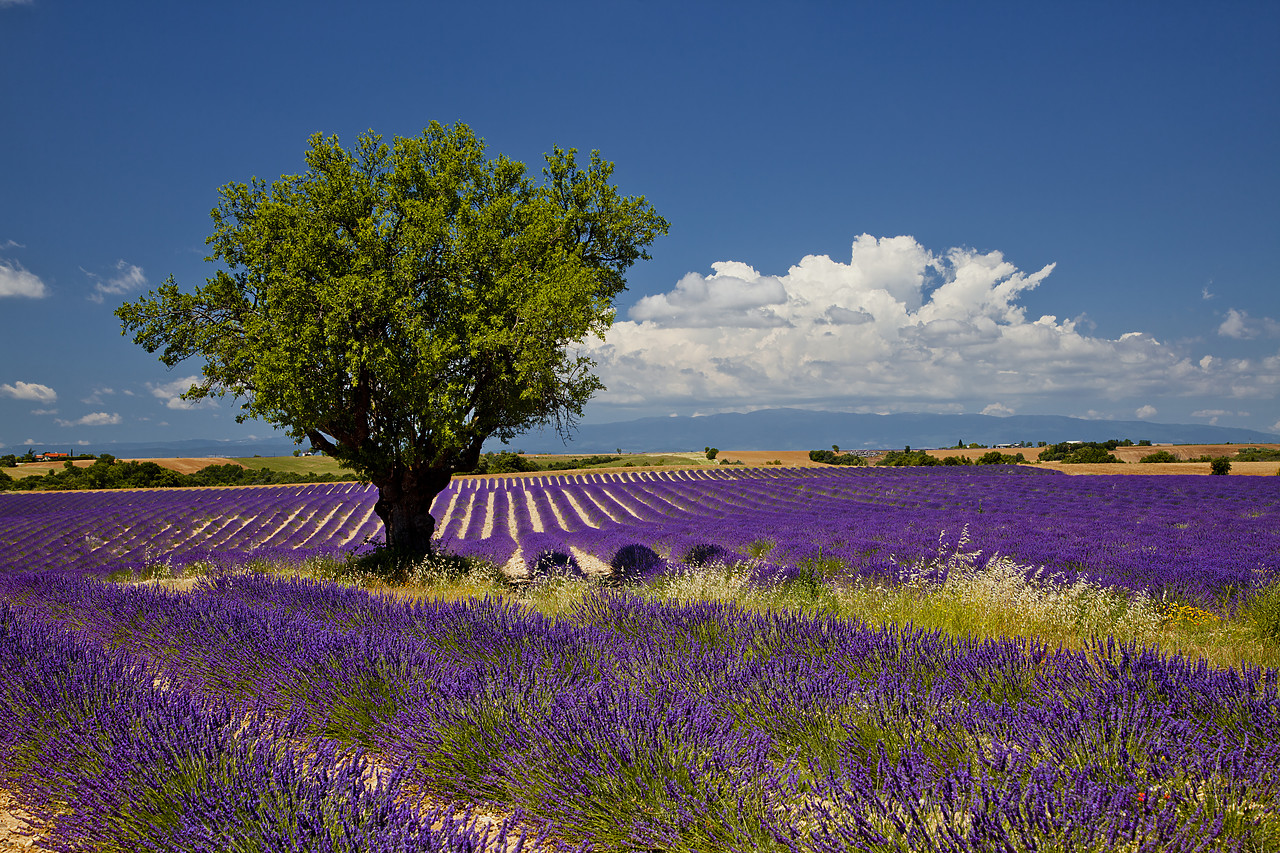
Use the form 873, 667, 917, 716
502, 409, 1280, 453
24, 411, 1276, 459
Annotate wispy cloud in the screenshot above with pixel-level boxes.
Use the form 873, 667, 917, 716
1218, 308, 1280, 340
147, 375, 214, 409
0, 381, 57, 403
86, 259, 147, 304
82, 387, 115, 406
0, 258, 48, 298
55, 412, 121, 427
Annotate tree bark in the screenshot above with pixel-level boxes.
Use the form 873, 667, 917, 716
371, 464, 453, 559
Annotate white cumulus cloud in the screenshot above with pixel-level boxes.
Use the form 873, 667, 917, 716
982, 402, 1015, 416
1218, 308, 1280, 340
0, 381, 57, 403
1135, 405, 1157, 419
631, 262, 790, 327
87, 259, 147, 304
0, 258, 48, 298
582, 234, 1278, 418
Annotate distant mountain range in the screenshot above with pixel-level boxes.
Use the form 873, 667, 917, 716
24, 410, 1277, 459
498, 409, 1280, 453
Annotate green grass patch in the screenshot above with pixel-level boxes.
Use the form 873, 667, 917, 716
524, 453, 702, 470
230, 455, 357, 476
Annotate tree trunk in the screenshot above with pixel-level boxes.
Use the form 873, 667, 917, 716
371, 464, 453, 560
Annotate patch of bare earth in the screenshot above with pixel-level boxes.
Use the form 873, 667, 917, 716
0, 790, 42, 851
713, 449, 828, 467
123, 457, 248, 474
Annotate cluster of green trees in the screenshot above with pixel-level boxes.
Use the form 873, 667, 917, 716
808, 449, 867, 466
1036, 442, 1124, 464
0, 455, 357, 492
468, 452, 631, 475
1235, 447, 1280, 462
873, 449, 1027, 467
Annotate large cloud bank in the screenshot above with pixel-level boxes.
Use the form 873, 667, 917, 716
584, 235, 1279, 418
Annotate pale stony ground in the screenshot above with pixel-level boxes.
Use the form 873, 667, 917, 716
0, 790, 39, 851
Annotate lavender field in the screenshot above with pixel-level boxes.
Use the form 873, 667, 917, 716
2, 467, 1280, 850
3, 467, 1278, 605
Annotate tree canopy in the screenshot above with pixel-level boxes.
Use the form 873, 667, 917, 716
117, 122, 667, 556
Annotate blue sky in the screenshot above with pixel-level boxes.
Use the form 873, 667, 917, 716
2, 0, 1278, 452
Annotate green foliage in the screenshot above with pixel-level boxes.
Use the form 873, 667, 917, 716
1234, 447, 1280, 462
975, 450, 1025, 465
1245, 580, 1280, 642
1210, 456, 1232, 475
875, 450, 941, 467
1139, 450, 1181, 463
542, 454, 624, 471
116, 122, 666, 555
941, 455, 973, 466
470, 451, 541, 475
705, 447, 719, 460
1037, 442, 1122, 463
0, 467, 11, 489
2, 454, 357, 491
469, 453, 631, 474
808, 449, 866, 466
0, 454, 17, 467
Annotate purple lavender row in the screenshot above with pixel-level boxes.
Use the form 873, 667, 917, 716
0, 596, 578, 853
4, 571, 1275, 850
4, 468, 1278, 604
482, 468, 1280, 604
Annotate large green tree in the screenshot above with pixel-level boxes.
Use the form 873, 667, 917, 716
117, 123, 667, 557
